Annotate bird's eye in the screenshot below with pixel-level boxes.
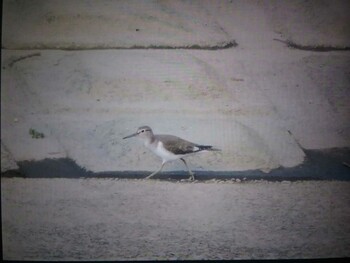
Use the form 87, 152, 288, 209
141, 130, 144, 133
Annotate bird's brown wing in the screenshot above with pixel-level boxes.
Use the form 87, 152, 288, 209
156, 135, 197, 155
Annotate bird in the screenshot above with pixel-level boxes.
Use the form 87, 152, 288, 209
123, 126, 219, 180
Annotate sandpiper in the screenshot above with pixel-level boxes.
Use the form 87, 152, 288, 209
123, 126, 219, 180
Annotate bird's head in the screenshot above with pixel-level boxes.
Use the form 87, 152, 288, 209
123, 126, 154, 141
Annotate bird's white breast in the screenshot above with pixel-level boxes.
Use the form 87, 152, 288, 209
145, 141, 181, 162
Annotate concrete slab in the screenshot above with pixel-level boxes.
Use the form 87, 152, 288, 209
1, 49, 306, 173
241, 51, 350, 149
2, 0, 234, 49
264, 0, 350, 48
1, 142, 18, 172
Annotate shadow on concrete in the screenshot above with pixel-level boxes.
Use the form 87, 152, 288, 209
3, 41, 238, 51
273, 38, 350, 52
2, 148, 350, 181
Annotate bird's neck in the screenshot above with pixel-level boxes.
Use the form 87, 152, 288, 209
143, 135, 156, 147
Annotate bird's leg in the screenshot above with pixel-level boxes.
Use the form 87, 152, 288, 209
180, 158, 195, 181
145, 162, 165, 179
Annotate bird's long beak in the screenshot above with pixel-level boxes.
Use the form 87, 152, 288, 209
123, 132, 138, 139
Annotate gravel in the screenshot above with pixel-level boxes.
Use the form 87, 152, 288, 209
2, 178, 350, 260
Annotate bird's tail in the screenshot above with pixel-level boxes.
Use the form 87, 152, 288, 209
197, 145, 221, 151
